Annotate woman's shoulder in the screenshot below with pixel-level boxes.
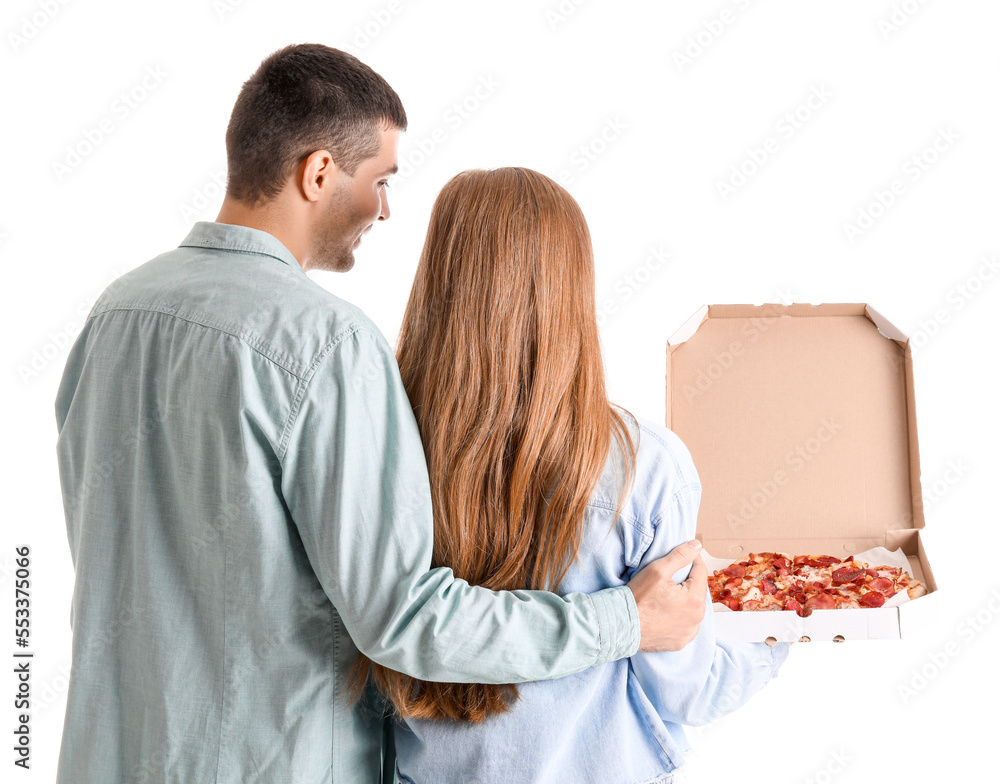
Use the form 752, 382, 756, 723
589, 406, 702, 525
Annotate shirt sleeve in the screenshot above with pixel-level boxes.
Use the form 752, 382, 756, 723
277, 325, 640, 683
628, 485, 790, 727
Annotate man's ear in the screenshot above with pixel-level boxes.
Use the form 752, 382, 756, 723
299, 149, 341, 203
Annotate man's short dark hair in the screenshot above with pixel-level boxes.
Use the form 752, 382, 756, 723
224, 43, 407, 206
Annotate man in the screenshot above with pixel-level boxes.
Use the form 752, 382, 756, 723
53, 43, 708, 783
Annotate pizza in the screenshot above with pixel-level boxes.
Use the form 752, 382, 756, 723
707, 552, 927, 618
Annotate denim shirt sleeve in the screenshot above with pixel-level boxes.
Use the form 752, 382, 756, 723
628, 485, 790, 726
277, 325, 640, 683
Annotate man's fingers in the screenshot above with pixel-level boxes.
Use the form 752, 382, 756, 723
683, 552, 708, 589
629, 541, 709, 652
655, 539, 703, 581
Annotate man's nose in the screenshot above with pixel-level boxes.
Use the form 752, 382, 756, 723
378, 188, 390, 221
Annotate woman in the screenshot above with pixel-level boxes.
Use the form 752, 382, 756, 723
349, 167, 789, 783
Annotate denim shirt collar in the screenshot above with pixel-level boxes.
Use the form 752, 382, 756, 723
179, 221, 304, 273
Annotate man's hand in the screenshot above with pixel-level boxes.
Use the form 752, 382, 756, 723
627, 540, 708, 652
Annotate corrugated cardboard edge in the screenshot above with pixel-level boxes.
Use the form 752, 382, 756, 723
862, 304, 926, 531
864, 304, 908, 344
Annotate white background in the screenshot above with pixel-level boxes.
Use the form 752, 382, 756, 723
3, 0, 998, 782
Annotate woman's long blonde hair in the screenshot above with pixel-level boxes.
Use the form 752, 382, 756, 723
348, 167, 637, 723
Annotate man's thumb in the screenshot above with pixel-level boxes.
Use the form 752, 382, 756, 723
656, 540, 703, 580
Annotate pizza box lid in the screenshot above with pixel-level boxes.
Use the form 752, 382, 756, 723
665, 302, 939, 641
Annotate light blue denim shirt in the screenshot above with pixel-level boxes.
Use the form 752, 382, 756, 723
394, 414, 790, 784
52, 221, 641, 784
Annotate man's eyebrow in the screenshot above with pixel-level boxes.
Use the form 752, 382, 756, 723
379, 164, 399, 177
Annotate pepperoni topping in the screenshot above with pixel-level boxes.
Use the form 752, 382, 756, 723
726, 597, 740, 611
860, 591, 886, 608
723, 564, 746, 578
724, 577, 743, 590
869, 577, 897, 596
832, 567, 865, 585
784, 598, 804, 616
761, 579, 777, 595
795, 556, 841, 567
803, 593, 836, 611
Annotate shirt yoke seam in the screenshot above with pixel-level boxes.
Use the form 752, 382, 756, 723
585, 483, 700, 518
587, 483, 700, 569
648, 484, 703, 531
586, 497, 645, 536
89, 302, 314, 378
89, 303, 363, 384
276, 323, 370, 460
636, 422, 685, 477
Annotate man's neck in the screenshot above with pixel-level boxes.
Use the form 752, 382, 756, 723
215, 196, 308, 269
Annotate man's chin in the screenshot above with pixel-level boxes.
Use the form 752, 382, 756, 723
310, 251, 355, 273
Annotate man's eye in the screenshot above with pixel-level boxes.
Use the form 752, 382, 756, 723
379, 181, 390, 190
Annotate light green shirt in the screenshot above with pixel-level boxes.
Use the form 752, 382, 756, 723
53, 221, 640, 783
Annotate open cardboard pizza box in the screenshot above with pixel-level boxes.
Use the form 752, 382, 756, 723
665, 303, 939, 642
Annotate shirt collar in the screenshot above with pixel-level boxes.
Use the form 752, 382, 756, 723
179, 221, 304, 273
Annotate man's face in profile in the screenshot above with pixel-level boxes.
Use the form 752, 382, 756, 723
310, 126, 400, 273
